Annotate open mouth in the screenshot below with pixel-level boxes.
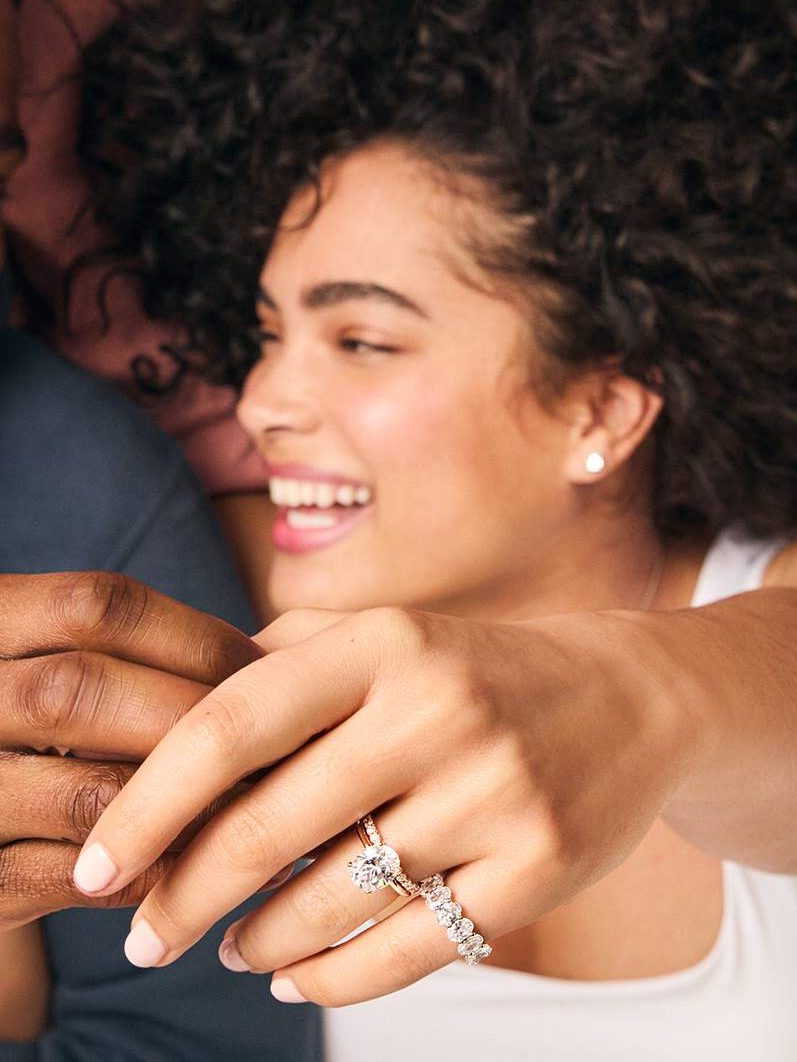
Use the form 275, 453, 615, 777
269, 475, 373, 553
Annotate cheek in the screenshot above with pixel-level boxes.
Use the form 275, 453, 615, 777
350, 387, 447, 456
346, 377, 509, 512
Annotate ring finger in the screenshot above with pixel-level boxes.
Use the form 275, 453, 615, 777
217, 798, 475, 975
253, 858, 500, 1006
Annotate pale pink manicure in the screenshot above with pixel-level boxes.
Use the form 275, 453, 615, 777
124, 920, 167, 968
270, 976, 308, 1004
73, 842, 118, 894
219, 937, 252, 973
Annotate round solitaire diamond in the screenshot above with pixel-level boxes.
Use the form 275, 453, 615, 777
435, 901, 462, 927
348, 844, 401, 893
447, 917, 475, 944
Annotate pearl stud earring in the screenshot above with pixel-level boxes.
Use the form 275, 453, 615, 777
585, 451, 606, 474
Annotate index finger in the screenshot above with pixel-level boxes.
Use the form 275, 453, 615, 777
0, 572, 261, 683
71, 614, 374, 897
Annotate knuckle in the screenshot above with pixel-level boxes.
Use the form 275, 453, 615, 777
518, 799, 566, 868
0, 747, 20, 776
16, 652, 102, 740
372, 605, 425, 644
266, 609, 317, 640
66, 764, 128, 837
186, 691, 252, 762
186, 617, 254, 686
0, 841, 64, 927
0, 844, 25, 908
452, 681, 501, 744
373, 931, 433, 986
0, 842, 170, 923
284, 872, 354, 940
51, 572, 148, 644
355, 606, 434, 664
209, 804, 280, 876
397, 666, 495, 754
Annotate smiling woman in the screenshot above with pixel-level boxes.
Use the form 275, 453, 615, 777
67, 3, 797, 1061
240, 142, 617, 617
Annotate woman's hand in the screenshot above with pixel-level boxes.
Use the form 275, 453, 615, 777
71, 605, 700, 1005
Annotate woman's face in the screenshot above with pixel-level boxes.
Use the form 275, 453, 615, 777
238, 142, 582, 618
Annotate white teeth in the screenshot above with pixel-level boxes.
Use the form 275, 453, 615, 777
335, 484, 355, 506
285, 480, 301, 508
286, 509, 337, 530
316, 482, 336, 509
269, 476, 372, 509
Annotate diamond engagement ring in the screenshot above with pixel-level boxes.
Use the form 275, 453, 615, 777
419, 874, 492, 966
348, 814, 421, 897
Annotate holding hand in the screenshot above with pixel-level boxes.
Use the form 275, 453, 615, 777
71, 605, 700, 1005
0, 570, 261, 929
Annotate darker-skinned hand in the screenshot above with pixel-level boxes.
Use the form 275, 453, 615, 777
0, 571, 262, 929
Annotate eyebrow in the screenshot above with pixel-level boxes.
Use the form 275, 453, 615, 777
257, 281, 429, 320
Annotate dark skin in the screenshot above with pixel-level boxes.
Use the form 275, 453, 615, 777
0, 571, 262, 1039
4, 0, 797, 1037
0, 12, 260, 1036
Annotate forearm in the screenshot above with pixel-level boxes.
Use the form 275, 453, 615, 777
0, 925, 49, 1043
616, 588, 797, 871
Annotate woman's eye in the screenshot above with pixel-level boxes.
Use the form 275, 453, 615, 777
339, 337, 399, 354
258, 329, 280, 347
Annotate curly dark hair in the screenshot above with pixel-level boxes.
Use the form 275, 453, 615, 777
77, 0, 797, 537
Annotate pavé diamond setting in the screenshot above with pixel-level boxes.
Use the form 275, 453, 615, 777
348, 819, 491, 966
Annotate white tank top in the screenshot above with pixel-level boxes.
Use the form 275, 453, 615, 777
324, 531, 796, 1061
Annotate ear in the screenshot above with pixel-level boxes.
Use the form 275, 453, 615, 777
563, 367, 663, 484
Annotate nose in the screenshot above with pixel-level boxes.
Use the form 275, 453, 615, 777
236, 352, 322, 443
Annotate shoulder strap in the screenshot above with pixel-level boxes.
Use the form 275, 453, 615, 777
691, 529, 788, 607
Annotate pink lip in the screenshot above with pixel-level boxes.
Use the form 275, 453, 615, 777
271, 502, 372, 555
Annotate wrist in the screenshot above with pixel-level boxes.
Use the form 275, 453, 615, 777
537, 607, 712, 806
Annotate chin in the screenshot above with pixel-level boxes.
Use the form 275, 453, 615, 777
267, 569, 383, 615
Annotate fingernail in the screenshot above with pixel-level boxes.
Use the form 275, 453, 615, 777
219, 936, 252, 973
270, 975, 308, 1004
264, 862, 296, 890
124, 919, 167, 968
73, 842, 118, 894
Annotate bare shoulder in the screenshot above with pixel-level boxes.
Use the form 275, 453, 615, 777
763, 540, 797, 588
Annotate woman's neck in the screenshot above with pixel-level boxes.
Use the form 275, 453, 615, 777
431, 515, 708, 624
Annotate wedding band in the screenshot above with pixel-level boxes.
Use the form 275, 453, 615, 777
419, 874, 492, 966
348, 814, 421, 897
